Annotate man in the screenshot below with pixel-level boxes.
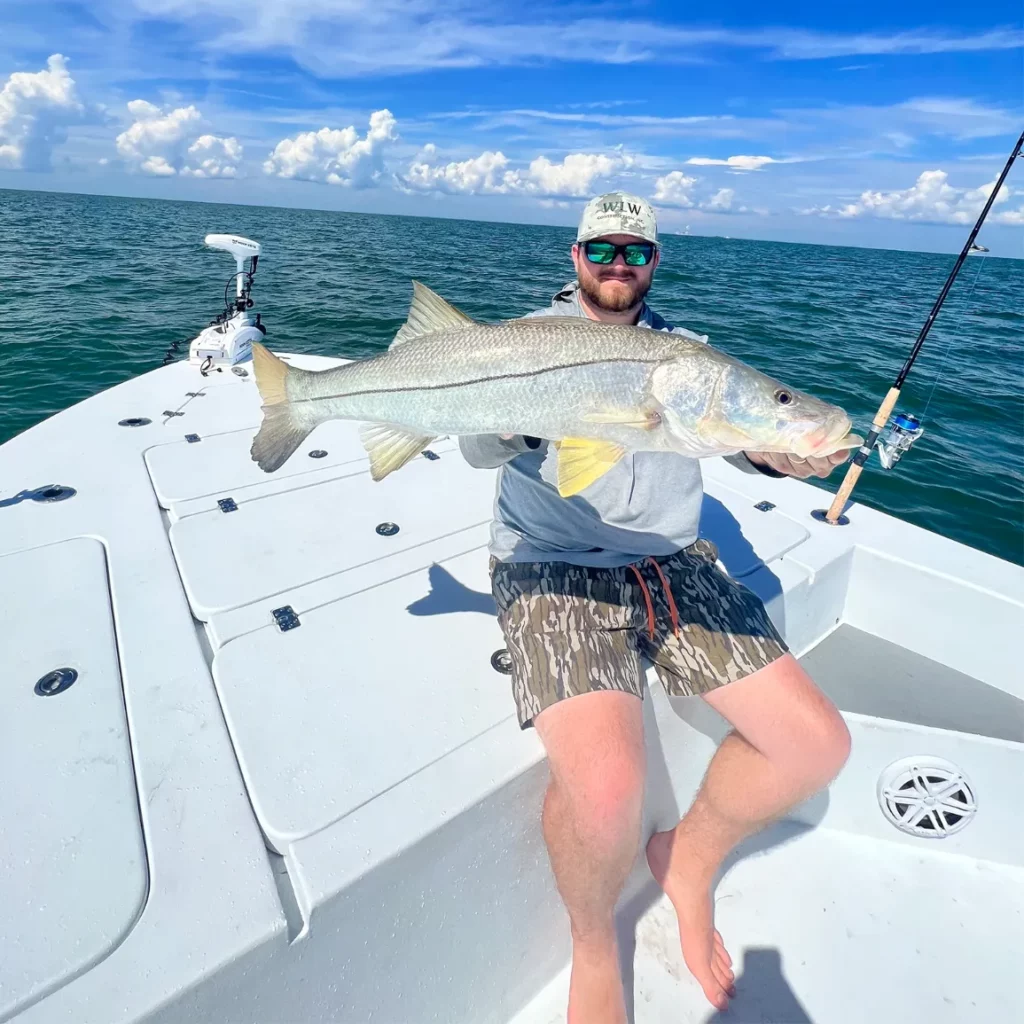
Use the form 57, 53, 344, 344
459, 192, 851, 1023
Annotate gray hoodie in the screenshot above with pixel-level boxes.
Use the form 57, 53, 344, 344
458, 282, 776, 567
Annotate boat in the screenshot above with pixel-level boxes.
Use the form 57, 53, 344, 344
2, 233, 1021, 1024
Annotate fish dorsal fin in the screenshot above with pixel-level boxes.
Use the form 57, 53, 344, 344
390, 280, 476, 348
554, 438, 626, 498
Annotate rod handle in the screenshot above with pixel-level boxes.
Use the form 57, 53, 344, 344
826, 462, 864, 522
825, 386, 901, 523
871, 386, 901, 431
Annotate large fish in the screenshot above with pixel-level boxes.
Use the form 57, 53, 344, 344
250, 281, 861, 497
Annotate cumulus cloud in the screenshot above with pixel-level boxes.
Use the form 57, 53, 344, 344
653, 173, 755, 213
686, 155, 776, 171
181, 135, 244, 178
705, 188, 737, 211
116, 100, 243, 177
0, 54, 86, 170
399, 146, 625, 197
263, 109, 398, 186
653, 171, 698, 206
400, 145, 514, 194
517, 152, 625, 196
802, 169, 1023, 225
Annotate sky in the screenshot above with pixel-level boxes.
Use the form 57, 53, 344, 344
1, 1, 1022, 255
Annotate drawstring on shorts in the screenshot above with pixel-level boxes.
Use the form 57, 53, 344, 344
627, 557, 681, 641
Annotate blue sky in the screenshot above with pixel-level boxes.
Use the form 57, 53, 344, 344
1, 1, 1022, 254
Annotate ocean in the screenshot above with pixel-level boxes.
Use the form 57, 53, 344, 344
1, 187, 1021, 565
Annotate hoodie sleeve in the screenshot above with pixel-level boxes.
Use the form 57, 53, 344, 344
458, 434, 543, 469
723, 452, 788, 478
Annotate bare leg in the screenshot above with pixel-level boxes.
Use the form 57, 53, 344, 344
647, 654, 851, 1010
534, 690, 646, 1024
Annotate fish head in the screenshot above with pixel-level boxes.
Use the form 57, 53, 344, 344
657, 357, 857, 458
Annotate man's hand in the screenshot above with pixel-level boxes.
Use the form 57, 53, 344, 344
744, 450, 850, 480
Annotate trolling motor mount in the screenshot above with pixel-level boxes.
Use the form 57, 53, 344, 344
187, 234, 266, 371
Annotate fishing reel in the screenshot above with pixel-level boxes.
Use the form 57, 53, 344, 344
876, 413, 924, 470
187, 234, 267, 372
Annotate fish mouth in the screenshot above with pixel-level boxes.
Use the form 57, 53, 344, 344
792, 415, 858, 458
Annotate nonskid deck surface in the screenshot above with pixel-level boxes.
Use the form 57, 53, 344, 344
2, 354, 1022, 1024
510, 821, 1022, 1024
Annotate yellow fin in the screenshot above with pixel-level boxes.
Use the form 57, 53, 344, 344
251, 341, 290, 406
554, 438, 626, 498
390, 280, 476, 348
581, 403, 662, 430
359, 422, 436, 481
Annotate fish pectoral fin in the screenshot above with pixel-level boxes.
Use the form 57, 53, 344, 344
390, 281, 477, 348
580, 402, 662, 431
554, 438, 627, 498
359, 422, 437, 481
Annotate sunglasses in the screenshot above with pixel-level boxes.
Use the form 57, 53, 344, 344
582, 240, 656, 266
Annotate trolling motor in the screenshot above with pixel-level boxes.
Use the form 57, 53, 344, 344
186, 234, 267, 372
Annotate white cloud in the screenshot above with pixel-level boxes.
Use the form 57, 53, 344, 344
653, 170, 698, 207
686, 155, 776, 171
399, 146, 626, 197
0, 54, 86, 170
116, 100, 243, 177
263, 109, 397, 186
653, 173, 756, 214
802, 170, 1023, 225
517, 152, 623, 196
705, 187, 737, 211
400, 146, 514, 194
181, 135, 244, 178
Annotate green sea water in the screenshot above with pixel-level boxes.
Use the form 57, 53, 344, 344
1, 188, 1021, 565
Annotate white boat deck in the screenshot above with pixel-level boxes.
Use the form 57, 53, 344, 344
1, 351, 1022, 1024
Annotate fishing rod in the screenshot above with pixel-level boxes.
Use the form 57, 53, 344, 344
820, 129, 1024, 526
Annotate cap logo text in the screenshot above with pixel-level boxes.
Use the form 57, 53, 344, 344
601, 201, 643, 216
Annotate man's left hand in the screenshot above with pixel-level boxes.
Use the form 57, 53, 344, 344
744, 450, 850, 480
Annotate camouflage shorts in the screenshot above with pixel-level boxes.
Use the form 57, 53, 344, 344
490, 539, 788, 729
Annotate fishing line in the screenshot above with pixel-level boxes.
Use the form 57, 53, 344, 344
823, 129, 1023, 525
918, 251, 989, 419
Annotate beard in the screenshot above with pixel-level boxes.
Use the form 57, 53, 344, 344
577, 269, 652, 313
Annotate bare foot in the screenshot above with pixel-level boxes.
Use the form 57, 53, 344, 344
646, 829, 735, 1010
567, 935, 627, 1024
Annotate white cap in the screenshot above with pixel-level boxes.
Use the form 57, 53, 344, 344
576, 191, 658, 245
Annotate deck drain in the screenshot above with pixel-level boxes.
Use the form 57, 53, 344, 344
35, 668, 79, 696
877, 757, 976, 838
118, 417, 151, 427
490, 649, 513, 674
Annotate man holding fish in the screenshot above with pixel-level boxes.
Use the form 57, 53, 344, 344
249, 192, 856, 1022
458, 194, 852, 1022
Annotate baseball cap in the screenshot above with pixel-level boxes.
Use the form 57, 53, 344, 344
576, 191, 658, 246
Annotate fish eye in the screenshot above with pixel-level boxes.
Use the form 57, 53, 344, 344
774, 389, 793, 406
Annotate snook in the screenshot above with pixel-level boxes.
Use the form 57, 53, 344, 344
250, 281, 860, 498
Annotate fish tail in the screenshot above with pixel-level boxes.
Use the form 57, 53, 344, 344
250, 342, 316, 472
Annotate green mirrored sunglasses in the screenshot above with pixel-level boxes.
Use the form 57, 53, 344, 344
583, 241, 656, 266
